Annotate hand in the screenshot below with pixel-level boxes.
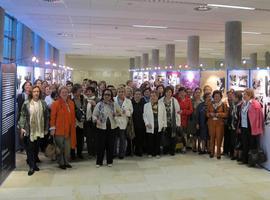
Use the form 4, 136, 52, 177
177, 110, 182, 114
146, 124, 152, 129
96, 119, 102, 126
196, 124, 199, 130
122, 110, 126, 115
236, 128, 241, 134
90, 101, 96, 106
215, 113, 219, 118
20, 129, 26, 139
50, 129, 55, 136
210, 113, 215, 117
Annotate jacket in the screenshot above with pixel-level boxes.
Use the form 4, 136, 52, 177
207, 101, 228, 127
19, 99, 49, 138
159, 97, 181, 127
248, 99, 264, 135
143, 101, 167, 133
50, 98, 77, 149
114, 96, 133, 130
176, 96, 193, 128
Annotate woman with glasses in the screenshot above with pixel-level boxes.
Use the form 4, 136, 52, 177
92, 89, 120, 167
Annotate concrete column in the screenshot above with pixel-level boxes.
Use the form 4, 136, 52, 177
250, 53, 257, 68
33, 33, 40, 57
166, 44, 175, 67
135, 56, 141, 69
39, 37, 45, 64
187, 35, 199, 67
129, 57, 135, 79
225, 21, 242, 68
59, 52, 65, 65
15, 22, 23, 64
53, 47, 60, 64
0, 7, 4, 63
265, 51, 270, 66
151, 49, 159, 67
45, 42, 53, 62
142, 53, 149, 68
21, 25, 34, 66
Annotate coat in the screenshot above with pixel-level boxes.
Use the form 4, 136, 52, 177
114, 97, 133, 130
176, 96, 193, 128
143, 101, 167, 134
159, 97, 181, 127
50, 98, 77, 149
248, 99, 264, 135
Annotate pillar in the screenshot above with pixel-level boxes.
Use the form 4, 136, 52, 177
16, 22, 23, 64
39, 37, 45, 64
21, 25, 34, 66
265, 51, 270, 67
135, 56, 141, 69
151, 49, 159, 68
0, 7, 4, 63
225, 21, 242, 68
129, 57, 135, 79
53, 47, 60, 64
250, 53, 257, 68
166, 44, 175, 67
187, 35, 199, 67
142, 53, 149, 68
33, 33, 40, 57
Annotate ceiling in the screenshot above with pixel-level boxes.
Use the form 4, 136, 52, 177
1, 0, 270, 59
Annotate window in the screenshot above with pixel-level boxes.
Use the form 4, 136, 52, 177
3, 14, 16, 63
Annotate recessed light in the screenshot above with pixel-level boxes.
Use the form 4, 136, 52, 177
174, 40, 187, 42
243, 31, 262, 35
194, 5, 212, 11
245, 44, 264, 46
133, 25, 168, 29
207, 4, 255, 10
72, 43, 92, 46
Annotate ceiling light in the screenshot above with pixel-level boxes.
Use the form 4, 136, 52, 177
245, 44, 264, 46
243, 31, 262, 35
200, 64, 203, 67
174, 40, 187, 42
72, 43, 92, 46
207, 4, 255, 10
194, 5, 212, 11
132, 25, 168, 29
220, 63, 224, 67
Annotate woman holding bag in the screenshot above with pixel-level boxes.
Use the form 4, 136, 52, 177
50, 86, 76, 170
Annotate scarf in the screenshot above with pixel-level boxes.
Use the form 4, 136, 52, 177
86, 96, 96, 121
212, 100, 223, 111
30, 100, 45, 142
98, 101, 115, 123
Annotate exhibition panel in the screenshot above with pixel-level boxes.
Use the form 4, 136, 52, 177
17, 66, 34, 93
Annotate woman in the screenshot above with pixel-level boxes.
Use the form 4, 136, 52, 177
188, 88, 203, 152
176, 87, 193, 153
159, 86, 181, 156
98, 81, 107, 99
114, 86, 133, 159
50, 86, 76, 169
156, 84, 165, 99
92, 89, 120, 167
19, 86, 49, 176
44, 85, 54, 108
207, 90, 228, 159
143, 87, 151, 103
239, 89, 264, 164
196, 92, 211, 154
143, 90, 167, 158
132, 89, 146, 156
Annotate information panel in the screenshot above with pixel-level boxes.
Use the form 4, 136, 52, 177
0, 63, 16, 184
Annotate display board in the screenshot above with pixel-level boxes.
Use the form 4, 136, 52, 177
200, 70, 226, 94
227, 69, 249, 91
149, 71, 166, 86
45, 68, 53, 85
133, 71, 149, 88
17, 66, 34, 93
166, 71, 180, 87
34, 67, 45, 82
0, 63, 16, 184
180, 70, 200, 89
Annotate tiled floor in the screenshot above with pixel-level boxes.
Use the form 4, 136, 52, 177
1, 152, 270, 200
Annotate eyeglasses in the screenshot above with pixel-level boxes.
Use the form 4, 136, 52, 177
104, 93, 111, 96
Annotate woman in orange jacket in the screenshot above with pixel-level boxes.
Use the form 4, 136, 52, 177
50, 86, 76, 169
207, 90, 228, 159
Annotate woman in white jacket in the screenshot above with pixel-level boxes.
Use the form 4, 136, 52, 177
159, 86, 181, 156
143, 90, 167, 158
114, 86, 133, 159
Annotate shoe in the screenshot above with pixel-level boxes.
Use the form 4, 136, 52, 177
96, 165, 100, 168
217, 156, 221, 160
77, 154, 84, 159
35, 157, 41, 163
199, 151, 206, 155
170, 153, 175, 156
209, 154, 214, 158
28, 169, 35, 176
156, 155, 160, 159
65, 164, 72, 168
148, 155, 152, 158
59, 165, 66, 170
118, 156, 124, 160
181, 148, 186, 154
231, 157, 237, 160
192, 149, 197, 153
107, 164, 113, 167
33, 166, 40, 171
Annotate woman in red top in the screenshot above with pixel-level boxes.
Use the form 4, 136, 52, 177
176, 87, 193, 153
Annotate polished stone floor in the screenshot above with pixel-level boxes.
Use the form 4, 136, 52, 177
1, 151, 270, 200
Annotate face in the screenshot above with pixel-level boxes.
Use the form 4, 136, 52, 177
150, 93, 158, 103
99, 83, 106, 91
144, 90, 150, 98
175, 85, 181, 93
243, 91, 251, 101
227, 92, 234, 101
127, 81, 133, 87
165, 89, 173, 98
194, 89, 202, 99
42, 81, 48, 89
204, 86, 212, 94
24, 82, 32, 92
134, 91, 142, 101
117, 89, 125, 98
67, 84, 73, 93
186, 89, 192, 97
90, 83, 97, 88
60, 88, 69, 100
32, 87, 40, 100
126, 89, 133, 98
157, 87, 164, 95
213, 93, 221, 103
103, 91, 112, 101
178, 90, 186, 98
205, 94, 211, 103
75, 88, 83, 97
45, 86, 51, 96
85, 89, 93, 97
36, 81, 42, 88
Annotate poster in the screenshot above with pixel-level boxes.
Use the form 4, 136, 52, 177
52, 69, 58, 84
180, 70, 200, 90
228, 69, 249, 91
45, 68, 53, 85
0, 63, 16, 184
132, 72, 149, 88
200, 70, 226, 95
17, 66, 34, 93
149, 71, 166, 86
166, 71, 180, 87
34, 67, 45, 81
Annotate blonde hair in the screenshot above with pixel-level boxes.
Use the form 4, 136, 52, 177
244, 88, 254, 99
58, 86, 69, 94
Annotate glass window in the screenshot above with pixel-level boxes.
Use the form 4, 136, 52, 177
3, 14, 15, 63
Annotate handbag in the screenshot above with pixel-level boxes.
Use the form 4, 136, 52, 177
248, 148, 267, 167
45, 136, 60, 160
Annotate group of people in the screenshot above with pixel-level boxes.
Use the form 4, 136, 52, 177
17, 78, 264, 176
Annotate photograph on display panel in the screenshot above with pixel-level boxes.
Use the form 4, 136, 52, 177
166, 71, 180, 87
17, 66, 33, 93
149, 71, 166, 86
200, 70, 226, 94
228, 70, 249, 91
180, 70, 200, 90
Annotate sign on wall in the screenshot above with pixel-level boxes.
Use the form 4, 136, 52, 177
227, 69, 250, 91
0, 63, 16, 184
